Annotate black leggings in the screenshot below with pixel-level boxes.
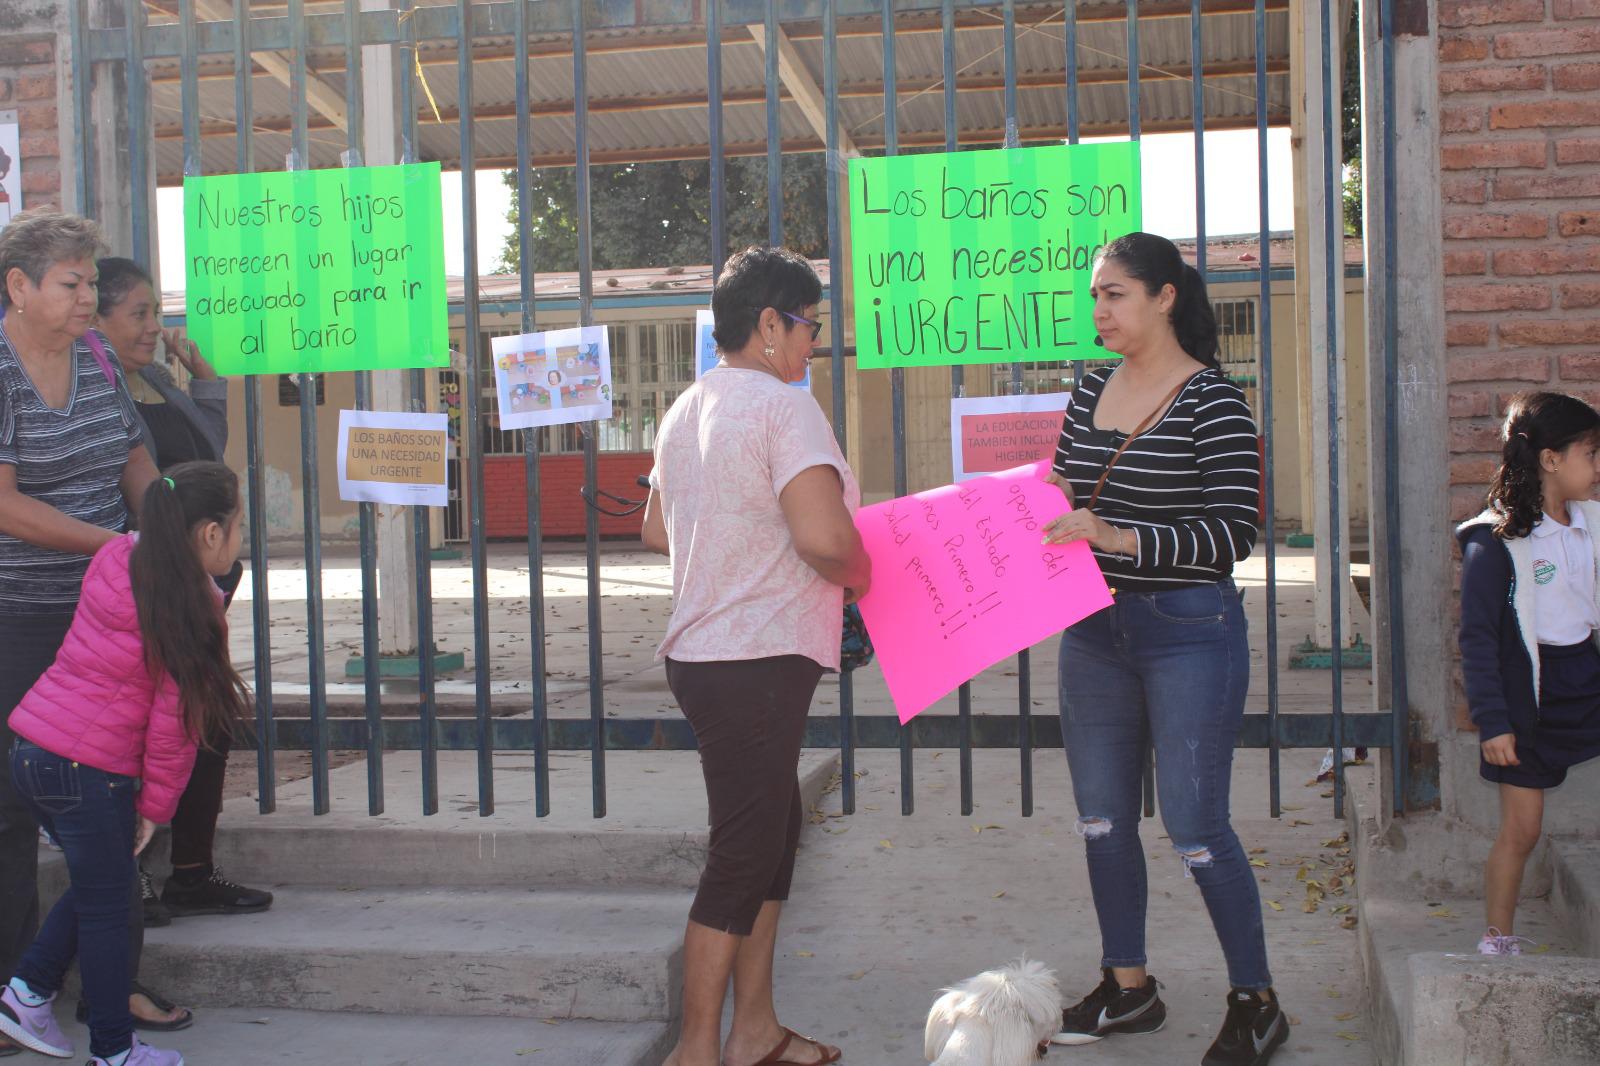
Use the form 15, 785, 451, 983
168, 729, 231, 869
0, 611, 76, 982
665, 655, 823, 938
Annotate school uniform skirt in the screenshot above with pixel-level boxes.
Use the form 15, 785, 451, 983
1483, 640, 1600, 789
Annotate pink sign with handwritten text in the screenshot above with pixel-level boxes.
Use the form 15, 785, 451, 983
854, 461, 1114, 724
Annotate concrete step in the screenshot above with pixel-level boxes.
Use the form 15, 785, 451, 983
1550, 835, 1600, 957
1359, 896, 1600, 1065
171, 750, 839, 891
137, 886, 688, 1023
45, 1006, 675, 1065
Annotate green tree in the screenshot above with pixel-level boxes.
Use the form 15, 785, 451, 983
498, 154, 830, 273
1341, 10, 1363, 237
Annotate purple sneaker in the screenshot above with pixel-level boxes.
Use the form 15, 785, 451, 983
0, 983, 73, 1058
1476, 927, 1534, 956
90, 1035, 184, 1066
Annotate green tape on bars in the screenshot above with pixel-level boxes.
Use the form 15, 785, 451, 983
847, 143, 1142, 370
183, 162, 448, 376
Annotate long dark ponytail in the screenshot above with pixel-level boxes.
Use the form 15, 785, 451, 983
1488, 392, 1600, 540
1095, 231, 1220, 368
130, 461, 250, 745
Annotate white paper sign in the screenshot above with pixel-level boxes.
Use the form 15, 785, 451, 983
949, 392, 1071, 482
695, 308, 812, 389
492, 325, 614, 428
336, 409, 449, 507
0, 111, 20, 230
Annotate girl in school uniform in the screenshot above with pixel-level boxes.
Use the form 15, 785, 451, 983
1458, 391, 1600, 955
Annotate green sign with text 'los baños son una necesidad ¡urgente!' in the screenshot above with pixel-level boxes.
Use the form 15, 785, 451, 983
848, 143, 1142, 370
183, 162, 449, 376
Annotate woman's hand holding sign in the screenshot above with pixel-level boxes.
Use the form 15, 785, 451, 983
1041, 505, 1136, 557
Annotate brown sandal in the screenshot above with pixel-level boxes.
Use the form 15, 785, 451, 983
735, 1026, 842, 1066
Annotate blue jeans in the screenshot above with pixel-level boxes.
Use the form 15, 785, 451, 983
1057, 580, 1272, 991
8, 740, 136, 1060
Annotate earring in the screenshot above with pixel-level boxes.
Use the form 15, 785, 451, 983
763, 344, 775, 359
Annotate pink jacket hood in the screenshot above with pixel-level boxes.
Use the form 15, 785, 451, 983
9, 535, 198, 822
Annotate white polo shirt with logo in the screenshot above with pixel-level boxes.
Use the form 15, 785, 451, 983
1530, 505, 1600, 646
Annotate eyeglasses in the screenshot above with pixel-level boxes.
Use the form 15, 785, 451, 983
780, 310, 823, 342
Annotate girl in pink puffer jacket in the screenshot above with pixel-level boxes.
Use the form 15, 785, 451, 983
0, 461, 249, 1066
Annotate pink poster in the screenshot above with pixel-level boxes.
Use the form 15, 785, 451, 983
854, 461, 1114, 724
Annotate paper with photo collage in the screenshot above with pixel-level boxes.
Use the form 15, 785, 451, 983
492, 325, 614, 429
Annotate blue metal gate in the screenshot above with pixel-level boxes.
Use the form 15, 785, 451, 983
69, 0, 1406, 823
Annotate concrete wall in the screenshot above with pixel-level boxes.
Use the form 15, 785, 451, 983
1434, 0, 1600, 828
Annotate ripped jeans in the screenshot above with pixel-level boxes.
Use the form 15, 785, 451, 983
1058, 579, 1272, 991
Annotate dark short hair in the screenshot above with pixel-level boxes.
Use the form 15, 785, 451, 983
96, 256, 155, 316
0, 211, 107, 309
710, 245, 822, 353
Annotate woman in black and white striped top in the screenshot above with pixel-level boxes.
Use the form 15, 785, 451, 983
1040, 233, 1286, 1066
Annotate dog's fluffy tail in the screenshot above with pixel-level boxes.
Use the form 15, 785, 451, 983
924, 987, 962, 1062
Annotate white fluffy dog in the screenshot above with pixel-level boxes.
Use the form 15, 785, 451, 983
924, 958, 1063, 1066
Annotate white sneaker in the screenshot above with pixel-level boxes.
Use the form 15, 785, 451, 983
1476, 927, 1533, 956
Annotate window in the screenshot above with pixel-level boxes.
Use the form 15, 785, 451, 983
1213, 298, 1260, 418
986, 359, 1113, 396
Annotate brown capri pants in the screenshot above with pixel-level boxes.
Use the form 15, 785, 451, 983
666, 654, 824, 937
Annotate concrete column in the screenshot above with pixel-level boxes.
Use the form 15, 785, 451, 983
1360, 0, 1447, 820
1290, 0, 1352, 649
361, 0, 420, 656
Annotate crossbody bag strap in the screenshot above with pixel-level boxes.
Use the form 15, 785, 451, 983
1085, 373, 1198, 511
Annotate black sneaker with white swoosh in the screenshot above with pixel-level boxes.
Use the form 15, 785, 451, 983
1050, 967, 1167, 1045
1202, 988, 1289, 1066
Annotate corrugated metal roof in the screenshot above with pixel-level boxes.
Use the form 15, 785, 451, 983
145, 1, 1295, 183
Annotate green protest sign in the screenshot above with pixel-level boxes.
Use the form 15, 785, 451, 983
848, 143, 1141, 369
183, 163, 448, 376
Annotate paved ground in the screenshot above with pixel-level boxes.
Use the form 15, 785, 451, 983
105, 538, 1379, 1063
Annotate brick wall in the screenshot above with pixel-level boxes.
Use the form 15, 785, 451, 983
481, 452, 653, 539
1440, 0, 1600, 728
0, 32, 62, 213
1441, 0, 1600, 528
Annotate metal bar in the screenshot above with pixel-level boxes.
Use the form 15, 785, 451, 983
1000, 0, 1033, 817
343, 0, 365, 165
287, 0, 330, 815
823, 0, 854, 815
515, 0, 551, 819
1191, 0, 1206, 276
457, 0, 495, 817
1126, 0, 1141, 140
1002, 0, 1018, 146
942, 0, 974, 817
233, 0, 275, 815
343, 0, 382, 816
398, 0, 438, 817
69, 0, 94, 217
765, 5, 783, 245
1256, 0, 1281, 817
1321, 0, 1345, 819
179, 4, 200, 170
573, 0, 606, 819
1066, 3, 1085, 389
1380, 0, 1408, 817
708, 0, 727, 273
270, 711, 1402, 754
882, 0, 913, 818
124, 0, 151, 267
1064, 0, 1080, 145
